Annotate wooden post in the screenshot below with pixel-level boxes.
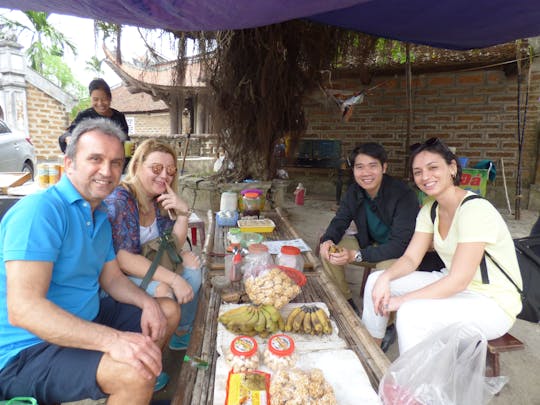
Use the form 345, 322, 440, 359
404, 43, 412, 180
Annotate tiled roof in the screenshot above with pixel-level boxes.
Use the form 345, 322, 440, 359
110, 84, 168, 113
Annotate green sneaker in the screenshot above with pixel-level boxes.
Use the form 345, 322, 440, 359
154, 372, 169, 392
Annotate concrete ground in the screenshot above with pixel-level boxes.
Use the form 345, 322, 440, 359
282, 194, 540, 405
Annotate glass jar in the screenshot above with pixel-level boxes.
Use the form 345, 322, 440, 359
276, 245, 304, 272
243, 243, 273, 278
242, 192, 262, 217
225, 249, 244, 282
226, 335, 260, 373
262, 334, 296, 371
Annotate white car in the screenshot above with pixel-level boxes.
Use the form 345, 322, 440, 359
0, 119, 36, 179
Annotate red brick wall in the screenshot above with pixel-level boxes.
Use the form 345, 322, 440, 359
302, 64, 540, 208
26, 84, 71, 161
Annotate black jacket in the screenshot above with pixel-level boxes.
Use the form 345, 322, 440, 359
321, 174, 419, 263
59, 108, 129, 153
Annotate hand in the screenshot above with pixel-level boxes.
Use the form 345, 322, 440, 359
372, 273, 391, 316
319, 240, 335, 261
107, 331, 163, 380
181, 250, 201, 269
157, 183, 189, 214
140, 296, 168, 342
328, 247, 353, 266
170, 274, 194, 304
386, 296, 404, 313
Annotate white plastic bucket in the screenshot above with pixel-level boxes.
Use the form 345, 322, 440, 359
220, 191, 238, 212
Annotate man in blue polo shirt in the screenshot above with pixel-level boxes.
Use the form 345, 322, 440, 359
0, 118, 180, 404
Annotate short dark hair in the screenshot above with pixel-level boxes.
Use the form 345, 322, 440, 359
89, 78, 112, 99
348, 142, 388, 167
409, 138, 462, 185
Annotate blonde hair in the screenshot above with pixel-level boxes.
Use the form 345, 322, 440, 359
122, 139, 179, 215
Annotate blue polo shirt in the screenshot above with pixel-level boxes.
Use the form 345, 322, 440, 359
0, 176, 116, 369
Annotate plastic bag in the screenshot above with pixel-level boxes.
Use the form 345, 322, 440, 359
379, 323, 508, 405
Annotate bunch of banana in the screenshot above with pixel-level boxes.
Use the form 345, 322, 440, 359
218, 304, 285, 337
284, 305, 333, 335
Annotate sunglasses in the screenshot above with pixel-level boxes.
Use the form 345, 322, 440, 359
147, 163, 178, 176
409, 137, 442, 153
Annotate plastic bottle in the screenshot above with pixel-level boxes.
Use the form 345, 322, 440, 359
262, 334, 296, 371
294, 183, 305, 205
226, 335, 260, 372
276, 245, 304, 272
243, 243, 273, 278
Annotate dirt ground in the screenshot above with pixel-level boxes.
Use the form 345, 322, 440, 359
280, 194, 540, 405
66, 193, 540, 404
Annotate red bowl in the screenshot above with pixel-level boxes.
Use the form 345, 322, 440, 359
277, 265, 307, 287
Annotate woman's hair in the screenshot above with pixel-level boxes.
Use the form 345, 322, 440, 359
409, 138, 462, 186
348, 142, 388, 167
89, 78, 112, 99
122, 139, 179, 214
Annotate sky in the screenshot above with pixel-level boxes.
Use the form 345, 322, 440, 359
1, 8, 178, 90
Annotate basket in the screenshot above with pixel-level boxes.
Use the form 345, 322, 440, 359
216, 210, 239, 227
278, 265, 307, 287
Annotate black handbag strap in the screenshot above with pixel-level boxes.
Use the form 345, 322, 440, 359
430, 194, 523, 292
140, 230, 182, 291
430, 194, 490, 283
484, 250, 524, 296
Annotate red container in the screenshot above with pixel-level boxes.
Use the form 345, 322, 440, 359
294, 183, 305, 205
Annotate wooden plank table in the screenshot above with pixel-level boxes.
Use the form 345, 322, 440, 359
205, 208, 317, 271
172, 208, 389, 405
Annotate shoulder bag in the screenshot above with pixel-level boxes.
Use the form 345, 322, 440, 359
139, 229, 183, 291
430, 195, 540, 323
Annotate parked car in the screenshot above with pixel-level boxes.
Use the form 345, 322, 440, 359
0, 119, 36, 179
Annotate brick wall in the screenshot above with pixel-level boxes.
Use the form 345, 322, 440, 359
126, 112, 170, 136
302, 62, 540, 208
26, 84, 70, 161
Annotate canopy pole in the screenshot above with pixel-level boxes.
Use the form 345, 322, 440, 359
404, 43, 412, 179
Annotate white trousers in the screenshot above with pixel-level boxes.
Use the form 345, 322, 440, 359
361, 270, 514, 353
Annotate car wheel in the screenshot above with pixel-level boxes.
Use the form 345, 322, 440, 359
22, 162, 34, 180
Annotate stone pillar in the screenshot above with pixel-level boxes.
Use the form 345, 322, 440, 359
195, 92, 207, 134
0, 40, 28, 135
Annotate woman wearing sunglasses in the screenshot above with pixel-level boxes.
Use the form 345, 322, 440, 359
105, 139, 202, 389
362, 138, 522, 354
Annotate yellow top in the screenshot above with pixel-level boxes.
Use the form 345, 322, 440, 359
416, 192, 522, 320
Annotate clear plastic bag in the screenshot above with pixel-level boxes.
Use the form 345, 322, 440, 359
379, 323, 508, 405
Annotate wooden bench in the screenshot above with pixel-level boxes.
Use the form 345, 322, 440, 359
486, 333, 524, 377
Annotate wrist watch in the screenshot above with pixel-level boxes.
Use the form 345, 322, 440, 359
353, 250, 363, 263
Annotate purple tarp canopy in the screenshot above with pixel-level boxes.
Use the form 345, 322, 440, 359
1, 0, 540, 50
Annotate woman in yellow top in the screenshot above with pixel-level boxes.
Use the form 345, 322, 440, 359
362, 138, 522, 353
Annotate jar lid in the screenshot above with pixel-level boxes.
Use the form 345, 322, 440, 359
230, 335, 258, 357
248, 243, 269, 253
244, 192, 260, 199
280, 245, 301, 255
267, 334, 295, 357
240, 188, 262, 196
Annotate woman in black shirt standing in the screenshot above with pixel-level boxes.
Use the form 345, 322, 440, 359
59, 79, 129, 153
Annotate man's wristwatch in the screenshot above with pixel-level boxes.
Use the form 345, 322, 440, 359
353, 250, 363, 263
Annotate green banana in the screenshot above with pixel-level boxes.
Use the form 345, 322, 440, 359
254, 307, 267, 332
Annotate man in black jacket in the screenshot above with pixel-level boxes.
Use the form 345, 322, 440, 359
320, 143, 419, 310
